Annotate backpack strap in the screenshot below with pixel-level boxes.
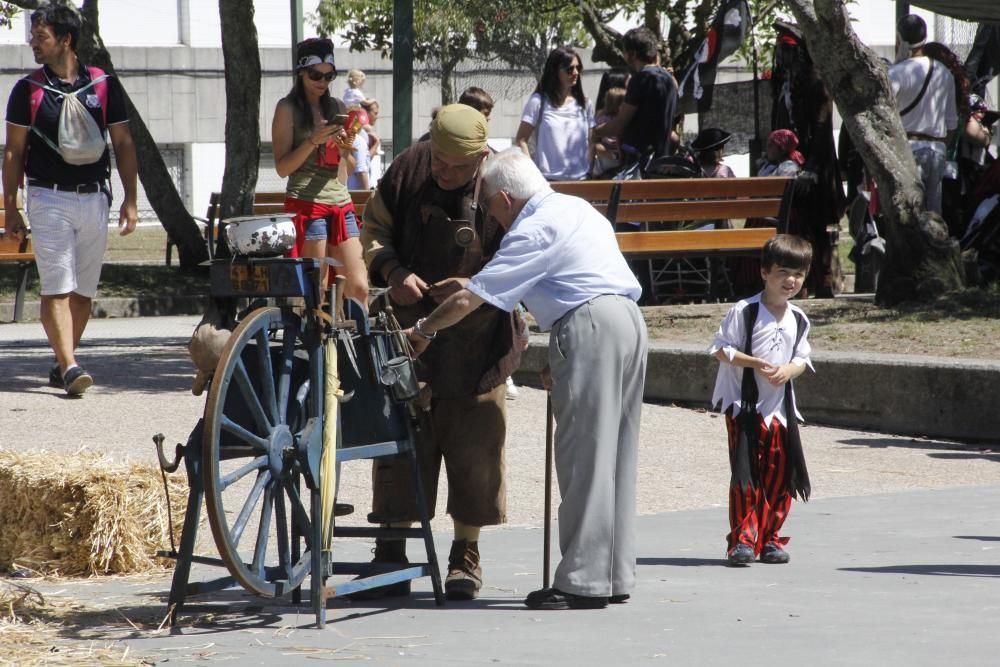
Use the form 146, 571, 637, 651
85, 66, 109, 126
26, 66, 110, 127
900, 61, 934, 117
27, 68, 49, 128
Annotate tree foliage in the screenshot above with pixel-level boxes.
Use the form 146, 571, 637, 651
314, 0, 591, 102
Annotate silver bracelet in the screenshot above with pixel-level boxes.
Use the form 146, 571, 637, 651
414, 317, 437, 341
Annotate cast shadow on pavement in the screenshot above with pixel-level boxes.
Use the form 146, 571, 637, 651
637, 557, 723, 567
836, 437, 1000, 461
839, 564, 1000, 578
1, 346, 194, 394
953, 535, 1000, 542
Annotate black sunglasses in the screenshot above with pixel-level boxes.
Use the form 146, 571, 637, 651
563, 64, 582, 73
306, 68, 337, 82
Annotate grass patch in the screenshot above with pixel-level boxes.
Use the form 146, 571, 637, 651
0, 264, 208, 301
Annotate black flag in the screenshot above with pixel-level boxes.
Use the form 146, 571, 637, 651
677, 0, 750, 113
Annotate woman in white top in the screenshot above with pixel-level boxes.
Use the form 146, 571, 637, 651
515, 46, 594, 181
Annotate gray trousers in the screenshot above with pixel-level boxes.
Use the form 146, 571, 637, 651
548, 294, 648, 597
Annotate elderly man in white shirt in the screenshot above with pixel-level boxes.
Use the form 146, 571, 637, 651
405, 147, 647, 610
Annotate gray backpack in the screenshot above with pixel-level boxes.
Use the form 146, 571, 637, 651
26, 67, 110, 166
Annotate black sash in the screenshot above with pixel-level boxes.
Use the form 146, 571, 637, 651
732, 301, 811, 501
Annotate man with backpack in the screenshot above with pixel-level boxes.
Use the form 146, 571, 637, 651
3, 3, 137, 396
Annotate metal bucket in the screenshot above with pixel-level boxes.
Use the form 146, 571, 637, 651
224, 214, 297, 257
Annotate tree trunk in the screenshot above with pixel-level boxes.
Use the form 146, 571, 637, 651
12, 0, 210, 268
440, 58, 458, 105
217, 0, 261, 258
785, 0, 963, 304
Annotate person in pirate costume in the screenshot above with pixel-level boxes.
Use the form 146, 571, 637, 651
709, 234, 814, 566
359, 104, 524, 600
770, 21, 845, 298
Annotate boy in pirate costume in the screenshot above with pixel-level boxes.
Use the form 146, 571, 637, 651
709, 234, 813, 566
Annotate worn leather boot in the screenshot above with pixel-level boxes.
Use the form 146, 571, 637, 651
444, 539, 483, 601
348, 538, 411, 600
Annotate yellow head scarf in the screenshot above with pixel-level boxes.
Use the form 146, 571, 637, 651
430, 104, 489, 158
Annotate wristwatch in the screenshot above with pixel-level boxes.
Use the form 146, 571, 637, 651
414, 317, 437, 341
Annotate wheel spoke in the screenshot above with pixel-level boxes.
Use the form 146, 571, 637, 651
274, 485, 291, 579
251, 480, 275, 577
231, 469, 270, 547
219, 455, 268, 492
232, 357, 272, 435
282, 477, 313, 552
220, 416, 269, 452
276, 324, 297, 425
253, 327, 280, 427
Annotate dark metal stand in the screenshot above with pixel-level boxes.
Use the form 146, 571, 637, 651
156, 257, 442, 629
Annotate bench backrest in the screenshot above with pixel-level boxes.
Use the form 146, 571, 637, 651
550, 177, 794, 228
206, 190, 373, 227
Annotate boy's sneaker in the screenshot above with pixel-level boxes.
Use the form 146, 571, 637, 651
727, 543, 755, 566
505, 376, 519, 400
760, 543, 790, 564
48, 364, 63, 388
62, 366, 93, 396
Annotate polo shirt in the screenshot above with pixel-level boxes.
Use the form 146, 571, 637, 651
6, 63, 129, 186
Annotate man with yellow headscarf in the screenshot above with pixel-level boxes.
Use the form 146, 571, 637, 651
360, 104, 524, 601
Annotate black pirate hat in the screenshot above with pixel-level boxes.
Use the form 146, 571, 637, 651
691, 127, 733, 152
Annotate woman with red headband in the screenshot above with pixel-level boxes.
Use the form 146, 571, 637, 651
759, 129, 805, 177
271, 38, 368, 303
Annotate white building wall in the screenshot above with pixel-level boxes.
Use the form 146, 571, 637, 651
1, 1, 995, 219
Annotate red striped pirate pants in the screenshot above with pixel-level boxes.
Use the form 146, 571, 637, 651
725, 413, 793, 555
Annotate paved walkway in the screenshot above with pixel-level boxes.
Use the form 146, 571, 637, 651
1, 316, 998, 665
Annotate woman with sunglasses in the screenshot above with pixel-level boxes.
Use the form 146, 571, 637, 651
514, 46, 594, 181
271, 38, 368, 304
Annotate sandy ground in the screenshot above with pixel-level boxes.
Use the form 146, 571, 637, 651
1, 315, 997, 538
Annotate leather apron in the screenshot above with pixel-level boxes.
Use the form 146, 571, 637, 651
389, 183, 516, 400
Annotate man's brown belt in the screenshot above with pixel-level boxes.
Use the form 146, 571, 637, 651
906, 132, 946, 142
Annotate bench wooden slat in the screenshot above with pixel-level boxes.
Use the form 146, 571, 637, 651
0, 234, 33, 260
611, 198, 783, 223
553, 176, 790, 201
615, 228, 776, 257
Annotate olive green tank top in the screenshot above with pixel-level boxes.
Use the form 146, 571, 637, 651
285, 109, 352, 207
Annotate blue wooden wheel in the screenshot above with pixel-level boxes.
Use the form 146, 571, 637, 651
202, 306, 324, 598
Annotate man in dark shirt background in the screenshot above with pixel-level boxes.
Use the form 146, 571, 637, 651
593, 27, 679, 165
2, 2, 137, 396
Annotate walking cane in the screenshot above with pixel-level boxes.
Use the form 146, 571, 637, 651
543, 392, 554, 588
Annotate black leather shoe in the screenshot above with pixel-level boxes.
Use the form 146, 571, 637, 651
609, 593, 630, 604
727, 543, 755, 566
524, 587, 608, 610
760, 543, 790, 564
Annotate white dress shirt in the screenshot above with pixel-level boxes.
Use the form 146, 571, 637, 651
468, 189, 641, 331
708, 294, 813, 427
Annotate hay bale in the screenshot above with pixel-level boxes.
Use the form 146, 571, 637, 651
0, 449, 188, 576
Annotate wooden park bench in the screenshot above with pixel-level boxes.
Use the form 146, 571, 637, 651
551, 177, 794, 303
168, 178, 790, 302
166, 190, 373, 265
0, 211, 36, 323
